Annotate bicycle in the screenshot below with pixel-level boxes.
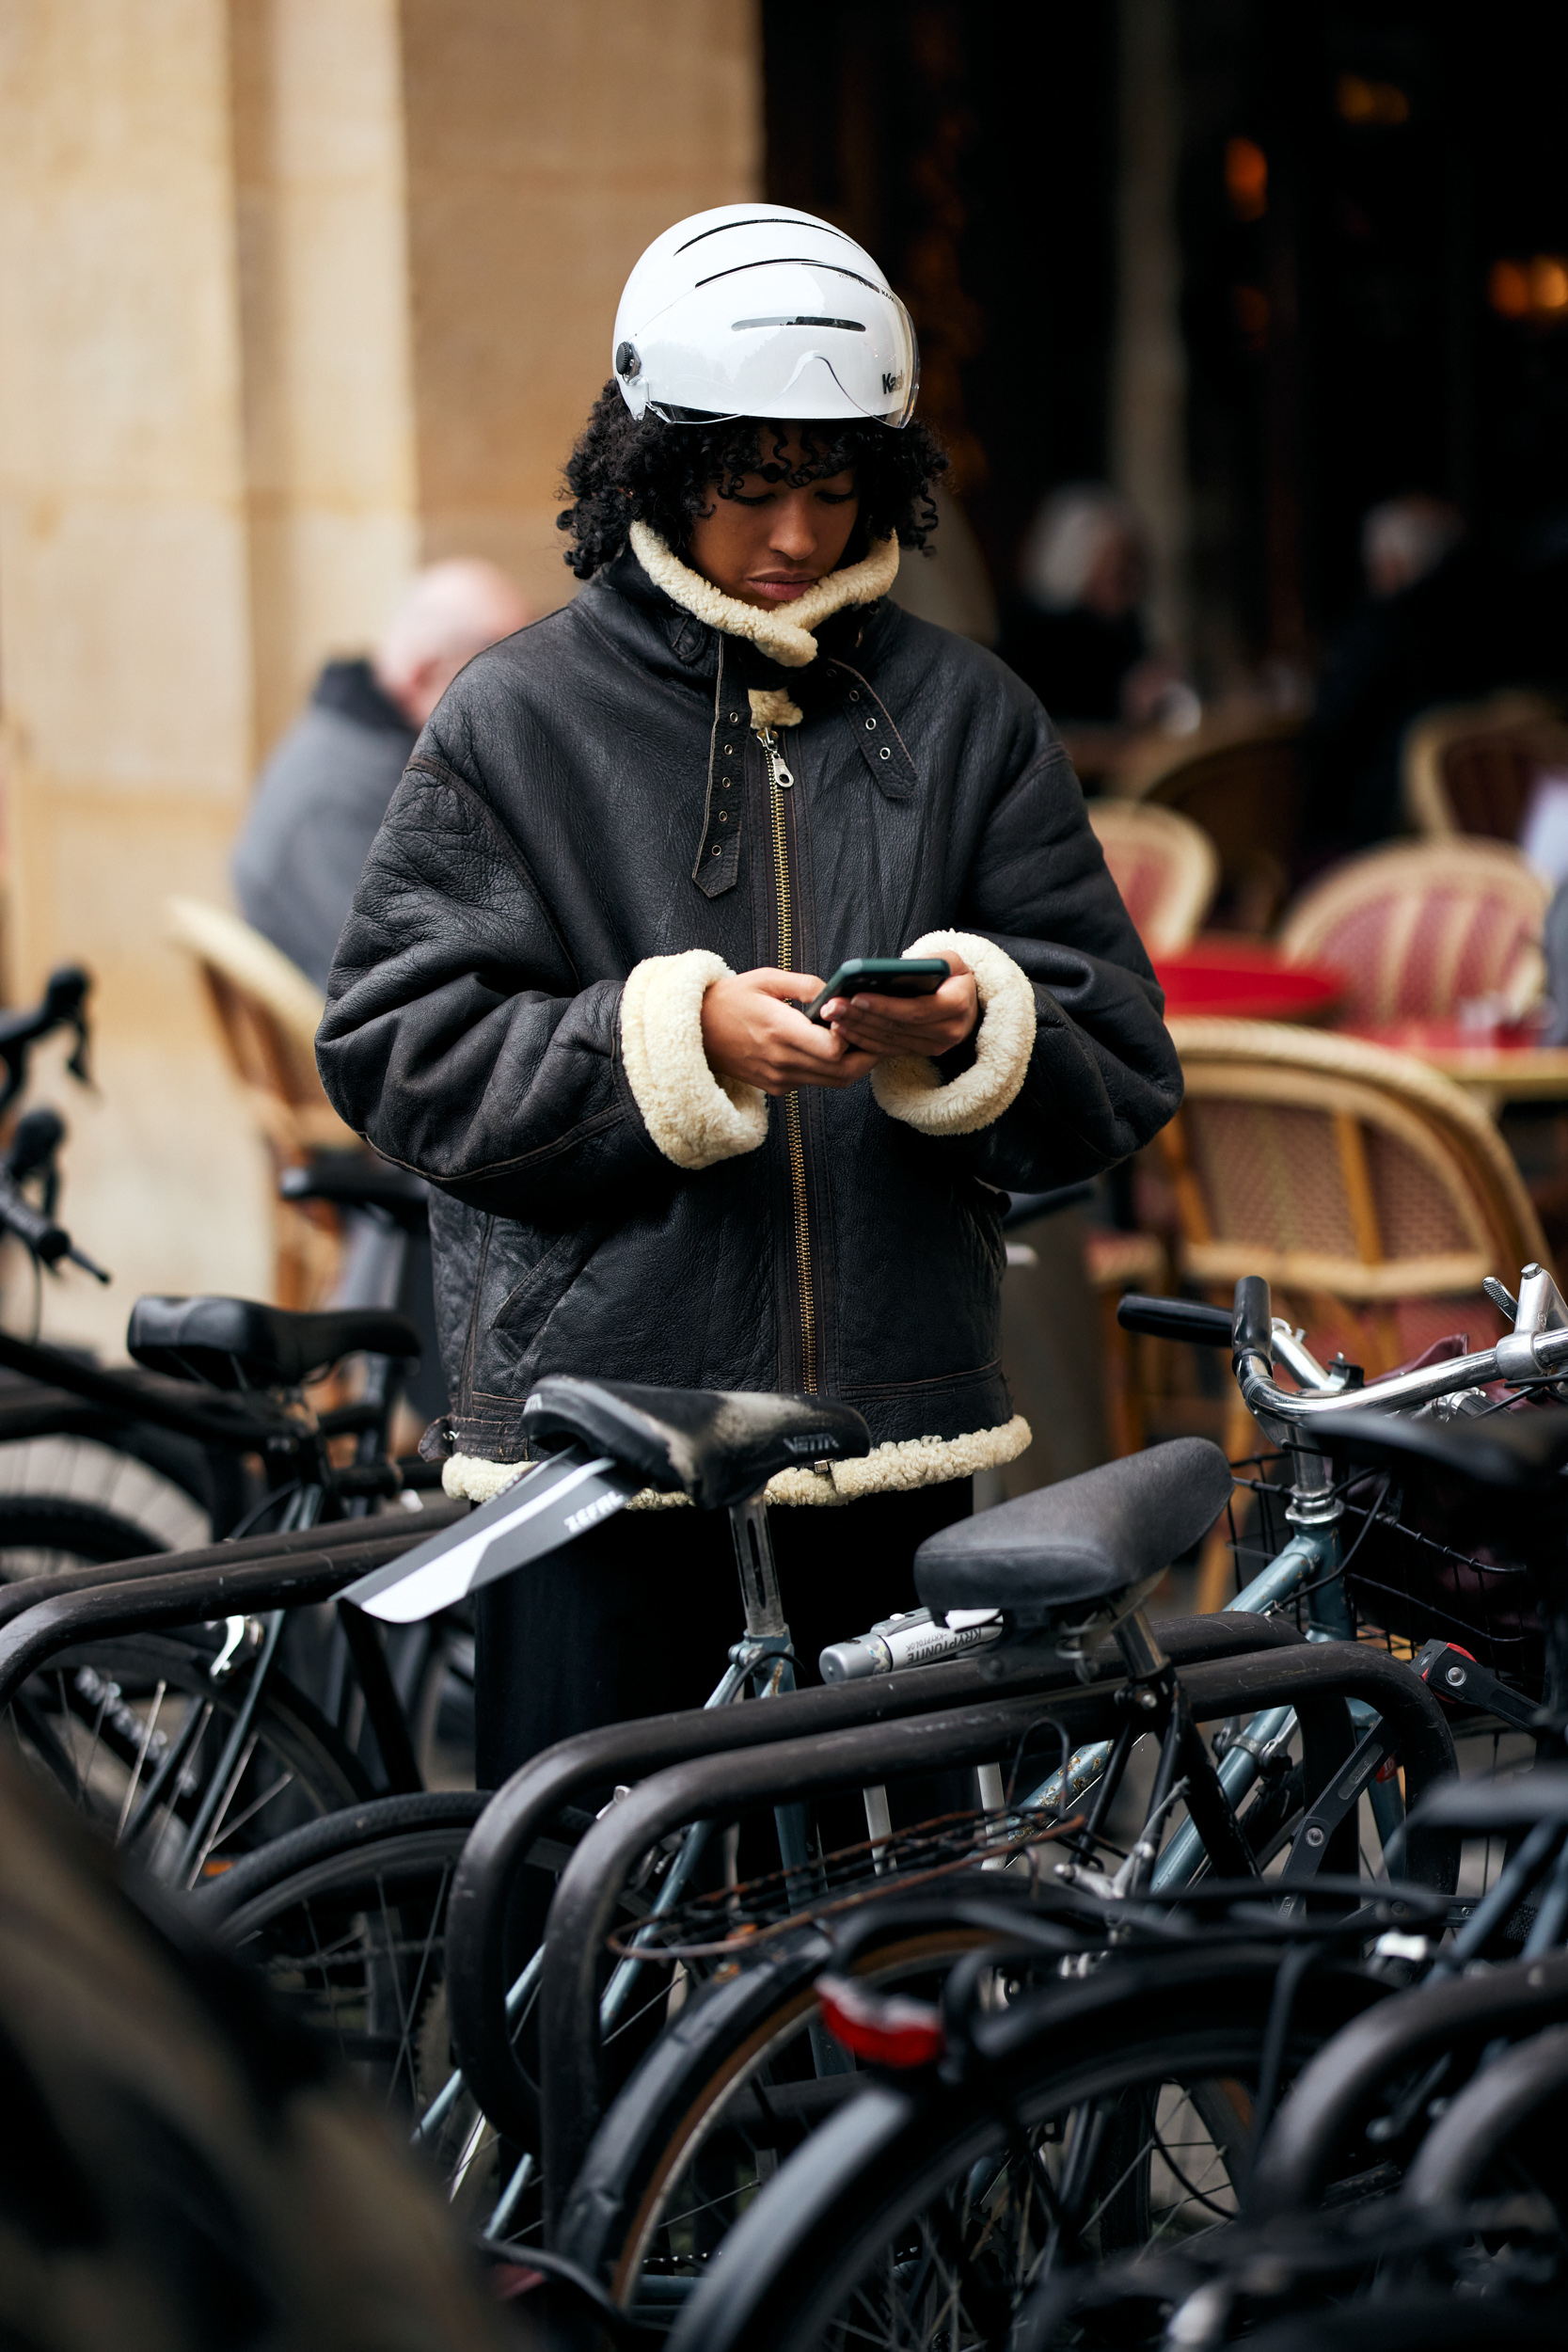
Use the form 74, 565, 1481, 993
652, 1353, 1568, 2352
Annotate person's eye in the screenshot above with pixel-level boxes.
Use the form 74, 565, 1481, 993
731, 489, 772, 507
816, 488, 857, 505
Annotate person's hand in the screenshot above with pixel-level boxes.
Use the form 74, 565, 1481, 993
819, 954, 979, 1061
702, 969, 879, 1095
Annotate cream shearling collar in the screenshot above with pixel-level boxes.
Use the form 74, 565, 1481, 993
628, 520, 899, 671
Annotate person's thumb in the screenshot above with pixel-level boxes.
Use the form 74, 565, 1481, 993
752, 968, 825, 1002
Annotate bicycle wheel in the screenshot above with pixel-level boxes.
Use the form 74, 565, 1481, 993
664, 1949, 1386, 2352
201, 1788, 622, 2237
559, 1913, 1008, 2314
0, 1492, 170, 1580
5, 1632, 370, 1880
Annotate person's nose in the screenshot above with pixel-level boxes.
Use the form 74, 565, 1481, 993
768, 491, 820, 568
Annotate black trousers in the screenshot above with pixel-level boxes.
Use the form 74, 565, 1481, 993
473, 1478, 973, 1790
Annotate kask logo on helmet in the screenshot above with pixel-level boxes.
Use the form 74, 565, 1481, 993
881, 370, 904, 395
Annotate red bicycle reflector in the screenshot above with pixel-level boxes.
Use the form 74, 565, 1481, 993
817, 1974, 945, 2068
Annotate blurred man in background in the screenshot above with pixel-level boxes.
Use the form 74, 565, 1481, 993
997, 483, 1180, 725
234, 560, 531, 989
1308, 494, 1506, 852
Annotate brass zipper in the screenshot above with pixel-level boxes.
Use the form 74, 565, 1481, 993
758, 726, 818, 1393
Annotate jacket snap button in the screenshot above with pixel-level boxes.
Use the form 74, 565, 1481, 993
879, 745, 892, 760
721, 778, 732, 788
723, 743, 734, 755
848, 690, 861, 702
719, 811, 728, 822
728, 710, 740, 723
864, 717, 877, 731
711, 845, 721, 857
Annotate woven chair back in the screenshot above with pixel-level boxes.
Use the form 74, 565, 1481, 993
165, 898, 357, 1306
1138, 734, 1305, 933
1087, 800, 1219, 956
1161, 1017, 1548, 1375
1277, 839, 1548, 1026
1403, 691, 1568, 838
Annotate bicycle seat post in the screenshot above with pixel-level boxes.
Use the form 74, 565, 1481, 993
729, 1493, 786, 1643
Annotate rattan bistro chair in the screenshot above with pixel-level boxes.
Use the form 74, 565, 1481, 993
1134, 731, 1305, 934
1164, 1016, 1545, 1366
1403, 691, 1568, 839
1087, 800, 1219, 956
1162, 1018, 1550, 1606
1277, 838, 1549, 1028
165, 898, 358, 1308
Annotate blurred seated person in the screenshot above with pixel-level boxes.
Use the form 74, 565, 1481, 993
233, 560, 531, 988
1308, 494, 1509, 853
997, 483, 1180, 726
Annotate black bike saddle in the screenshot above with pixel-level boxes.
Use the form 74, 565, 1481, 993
1321, 1403, 1568, 1489
521, 1377, 870, 1513
127, 1296, 420, 1391
915, 1438, 1234, 1629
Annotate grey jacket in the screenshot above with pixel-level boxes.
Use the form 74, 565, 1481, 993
316, 536, 1181, 1497
234, 661, 416, 990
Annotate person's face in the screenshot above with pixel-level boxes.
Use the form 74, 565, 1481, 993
1081, 526, 1145, 621
686, 426, 860, 608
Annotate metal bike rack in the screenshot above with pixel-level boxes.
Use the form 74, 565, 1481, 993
0, 1503, 465, 1708
532, 1638, 1455, 2222
444, 1609, 1307, 2155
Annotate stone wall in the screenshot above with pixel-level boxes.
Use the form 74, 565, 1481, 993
0, 0, 759, 1352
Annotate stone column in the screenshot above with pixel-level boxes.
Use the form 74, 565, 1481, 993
0, 0, 272, 1342
401, 0, 762, 613
0, 1, 760, 1353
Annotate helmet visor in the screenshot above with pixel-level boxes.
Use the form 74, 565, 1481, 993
639, 274, 920, 429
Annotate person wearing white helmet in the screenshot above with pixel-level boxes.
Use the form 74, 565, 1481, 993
318, 205, 1180, 1785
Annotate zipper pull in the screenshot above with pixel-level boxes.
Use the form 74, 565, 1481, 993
758, 727, 795, 789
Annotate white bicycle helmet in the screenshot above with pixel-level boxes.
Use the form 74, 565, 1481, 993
611, 203, 919, 429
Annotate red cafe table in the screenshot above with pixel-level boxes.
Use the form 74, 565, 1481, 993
1153, 938, 1345, 1025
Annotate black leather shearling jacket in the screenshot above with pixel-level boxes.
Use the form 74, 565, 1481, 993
316, 541, 1181, 1487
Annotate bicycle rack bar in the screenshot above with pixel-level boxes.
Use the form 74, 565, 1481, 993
444, 1609, 1307, 2158
0, 1502, 467, 1640
532, 1639, 1455, 2226
0, 1513, 466, 1709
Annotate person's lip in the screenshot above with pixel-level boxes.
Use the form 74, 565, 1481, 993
748, 574, 817, 603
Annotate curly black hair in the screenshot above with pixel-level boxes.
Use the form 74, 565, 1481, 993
557, 384, 949, 580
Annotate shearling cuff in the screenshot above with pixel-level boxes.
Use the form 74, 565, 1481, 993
869, 930, 1037, 1137
621, 949, 768, 1171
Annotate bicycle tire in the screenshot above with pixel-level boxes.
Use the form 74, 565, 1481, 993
558, 1914, 1005, 2306
663, 1948, 1386, 2352
199, 1788, 627, 2235
0, 1494, 167, 1579
6, 1631, 371, 1878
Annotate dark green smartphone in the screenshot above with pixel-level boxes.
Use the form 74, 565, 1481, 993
803, 956, 951, 1025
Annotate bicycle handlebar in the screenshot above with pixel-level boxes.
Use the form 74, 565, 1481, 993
1229, 1276, 1568, 1427
1119, 1279, 1568, 1430
1117, 1295, 1231, 1346
0, 965, 91, 1120
0, 1168, 108, 1282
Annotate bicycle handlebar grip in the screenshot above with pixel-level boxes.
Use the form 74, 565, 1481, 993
0, 1171, 70, 1264
1231, 1276, 1274, 1361
1115, 1294, 1233, 1347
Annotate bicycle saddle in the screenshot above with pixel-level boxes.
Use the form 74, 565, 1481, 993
127, 1295, 420, 1391
1322, 1403, 1568, 1489
915, 1438, 1234, 1629
520, 1377, 870, 1513
277, 1152, 429, 1233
